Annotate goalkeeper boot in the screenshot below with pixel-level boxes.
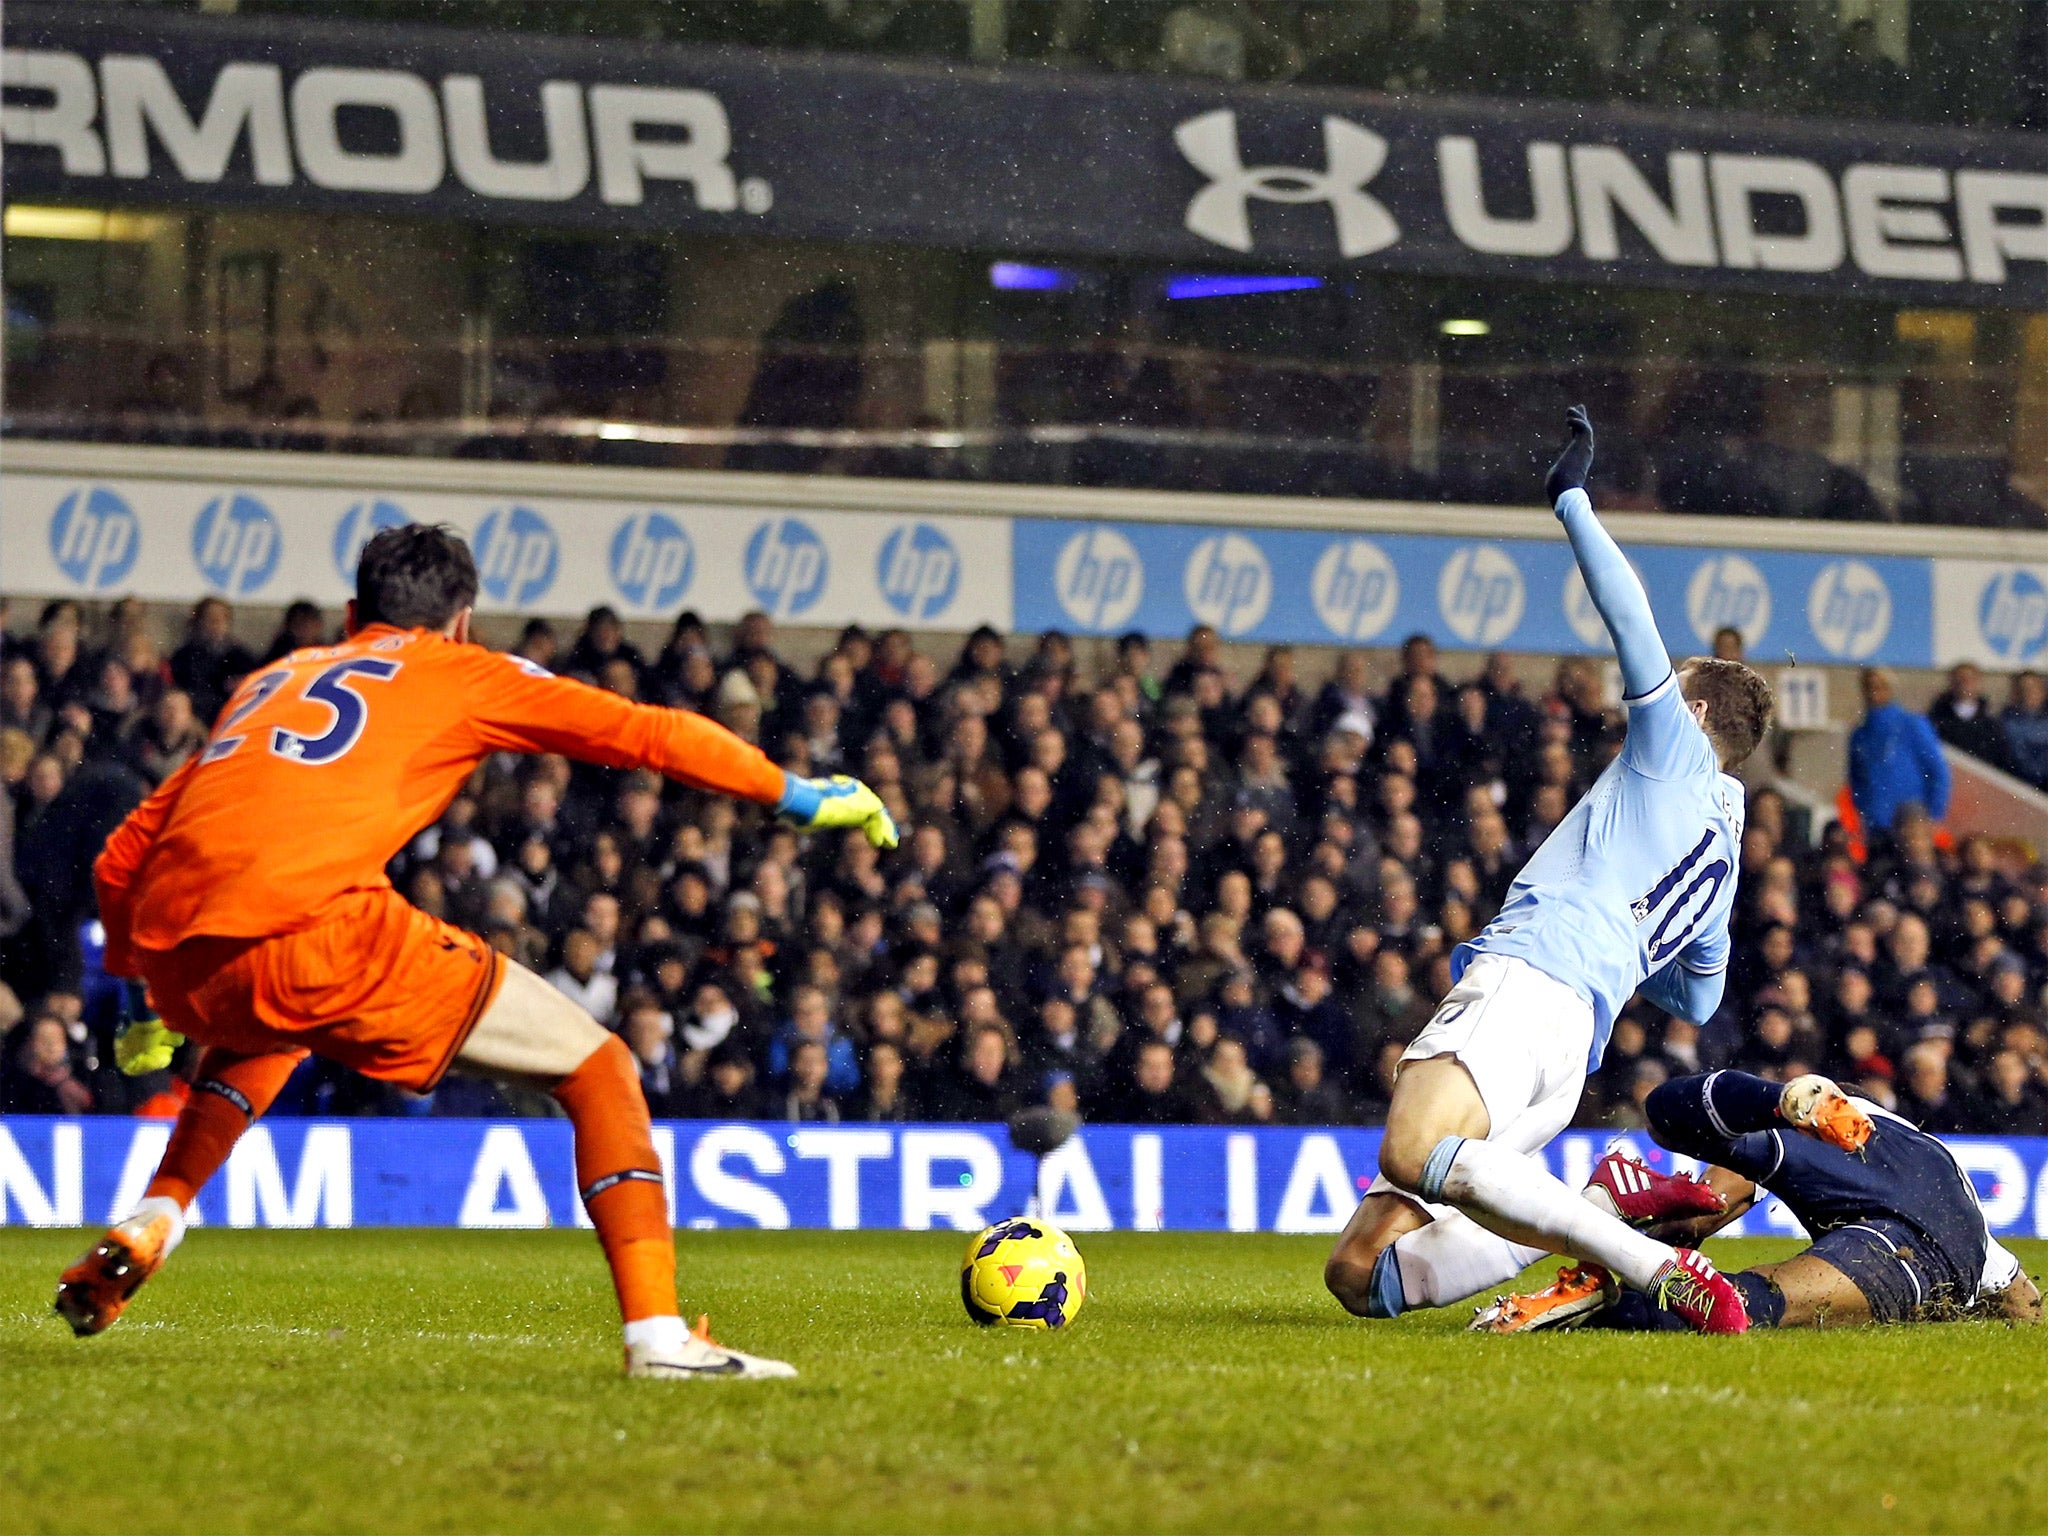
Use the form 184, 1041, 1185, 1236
1470, 1262, 1617, 1334
1587, 1151, 1725, 1229
54, 1198, 184, 1337
624, 1315, 797, 1381
1651, 1248, 1750, 1335
1779, 1074, 1873, 1154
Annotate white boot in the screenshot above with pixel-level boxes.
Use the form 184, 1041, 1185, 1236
623, 1315, 797, 1380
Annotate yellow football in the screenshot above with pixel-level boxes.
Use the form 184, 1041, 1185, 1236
960, 1217, 1087, 1329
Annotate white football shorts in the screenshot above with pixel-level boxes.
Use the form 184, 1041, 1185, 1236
1363, 952, 1595, 1214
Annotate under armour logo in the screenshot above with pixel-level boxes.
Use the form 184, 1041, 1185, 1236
1175, 109, 1400, 258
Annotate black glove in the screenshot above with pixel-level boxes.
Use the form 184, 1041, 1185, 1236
1544, 405, 1595, 505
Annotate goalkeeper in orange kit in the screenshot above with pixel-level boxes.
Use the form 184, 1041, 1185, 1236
57, 524, 896, 1379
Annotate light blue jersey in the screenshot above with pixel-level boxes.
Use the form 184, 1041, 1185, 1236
1454, 675, 1744, 1067
1453, 487, 1741, 1068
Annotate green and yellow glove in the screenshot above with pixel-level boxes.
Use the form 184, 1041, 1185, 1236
775, 773, 899, 850
114, 982, 184, 1077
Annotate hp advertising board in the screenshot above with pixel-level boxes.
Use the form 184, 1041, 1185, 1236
0, 474, 1011, 631
1014, 518, 1932, 664
13, 468, 2048, 671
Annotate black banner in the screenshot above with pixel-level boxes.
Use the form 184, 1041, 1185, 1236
9, 4, 2048, 304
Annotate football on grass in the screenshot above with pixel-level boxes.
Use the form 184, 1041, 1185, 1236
960, 1218, 1087, 1329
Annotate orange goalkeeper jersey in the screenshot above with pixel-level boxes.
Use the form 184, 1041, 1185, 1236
95, 624, 786, 973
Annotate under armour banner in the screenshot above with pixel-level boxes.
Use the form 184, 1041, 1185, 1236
11, 4, 2048, 304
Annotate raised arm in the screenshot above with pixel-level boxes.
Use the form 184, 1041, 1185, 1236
1547, 408, 1670, 701
464, 650, 898, 847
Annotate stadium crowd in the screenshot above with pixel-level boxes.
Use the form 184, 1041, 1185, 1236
3, 591, 2048, 1139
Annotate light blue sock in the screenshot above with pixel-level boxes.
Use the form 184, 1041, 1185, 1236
1364, 1247, 1406, 1319
1416, 1135, 1466, 1204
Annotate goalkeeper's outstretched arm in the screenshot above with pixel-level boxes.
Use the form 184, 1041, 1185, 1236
1546, 407, 1670, 701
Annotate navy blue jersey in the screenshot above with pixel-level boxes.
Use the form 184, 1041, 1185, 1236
1712, 1102, 2013, 1304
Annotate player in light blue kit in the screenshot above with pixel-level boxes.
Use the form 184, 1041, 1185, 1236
1324, 408, 1776, 1334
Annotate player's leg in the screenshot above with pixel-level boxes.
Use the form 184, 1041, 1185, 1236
1470, 1151, 1737, 1332
1325, 1188, 1548, 1318
55, 1044, 305, 1336
1324, 1192, 1431, 1314
1744, 1252, 1872, 1328
453, 963, 676, 1329
455, 961, 793, 1378
1376, 962, 1717, 1313
1588, 1251, 1859, 1331
1643, 1070, 1793, 1176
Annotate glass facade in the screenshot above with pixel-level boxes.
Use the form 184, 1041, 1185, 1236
9, 203, 2048, 526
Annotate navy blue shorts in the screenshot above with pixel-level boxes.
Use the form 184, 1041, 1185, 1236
1806, 1218, 1951, 1323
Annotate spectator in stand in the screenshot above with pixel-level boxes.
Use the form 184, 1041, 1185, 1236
2, 1012, 93, 1113
1848, 667, 1950, 834
622, 992, 683, 1116
0, 658, 51, 746
767, 984, 861, 1097
778, 1039, 842, 1122
940, 1023, 1023, 1121
1122, 1038, 1194, 1123
855, 1040, 920, 1121
685, 1044, 762, 1118
261, 600, 328, 663
1927, 662, 2014, 773
1275, 1037, 1349, 1123
547, 929, 618, 1024
1196, 1034, 1270, 1124
2002, 671, 2048, 789
1894, 1041, 1974, 1134
1978, 1048, 2048, 1135
167, 597, 255, 726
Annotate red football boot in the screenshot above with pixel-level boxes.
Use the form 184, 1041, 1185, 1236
1651, 1248, 1751, 1335
1588, 1151, 1727, 1229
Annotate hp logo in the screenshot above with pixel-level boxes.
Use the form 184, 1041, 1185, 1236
1806, 560, 1891, 660
332, 499, 411, 584
610, 512, 695, 612
49, 486, 141, 591
1185, 534, 1272, 636
1310, 538, 1399, 641
745, 518, 829, 618
1054, 529, 1144, 632
1686, 555, 1771, 647
1436, 544, 1525, 646
1978, 569, 2048, 664
473, 505, 561, 607
878, 523, 961, 621
192, 493, 282, 596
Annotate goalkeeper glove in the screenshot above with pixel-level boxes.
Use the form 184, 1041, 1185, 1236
775, 773, 899, 850
114, 982, 184, 1076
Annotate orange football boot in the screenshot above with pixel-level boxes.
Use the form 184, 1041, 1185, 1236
53, 1208, 179, 1337
1780, 1074, 1874, 1154
1470, 1262, 1618, 1334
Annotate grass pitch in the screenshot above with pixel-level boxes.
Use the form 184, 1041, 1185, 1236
3, 1230, 2047, 1534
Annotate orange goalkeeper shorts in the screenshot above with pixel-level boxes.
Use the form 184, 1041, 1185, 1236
138, 890, 507, 1092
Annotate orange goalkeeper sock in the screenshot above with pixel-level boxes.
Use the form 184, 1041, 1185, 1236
146, 1047, 306, 1209
553, 1034, 677, 1324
